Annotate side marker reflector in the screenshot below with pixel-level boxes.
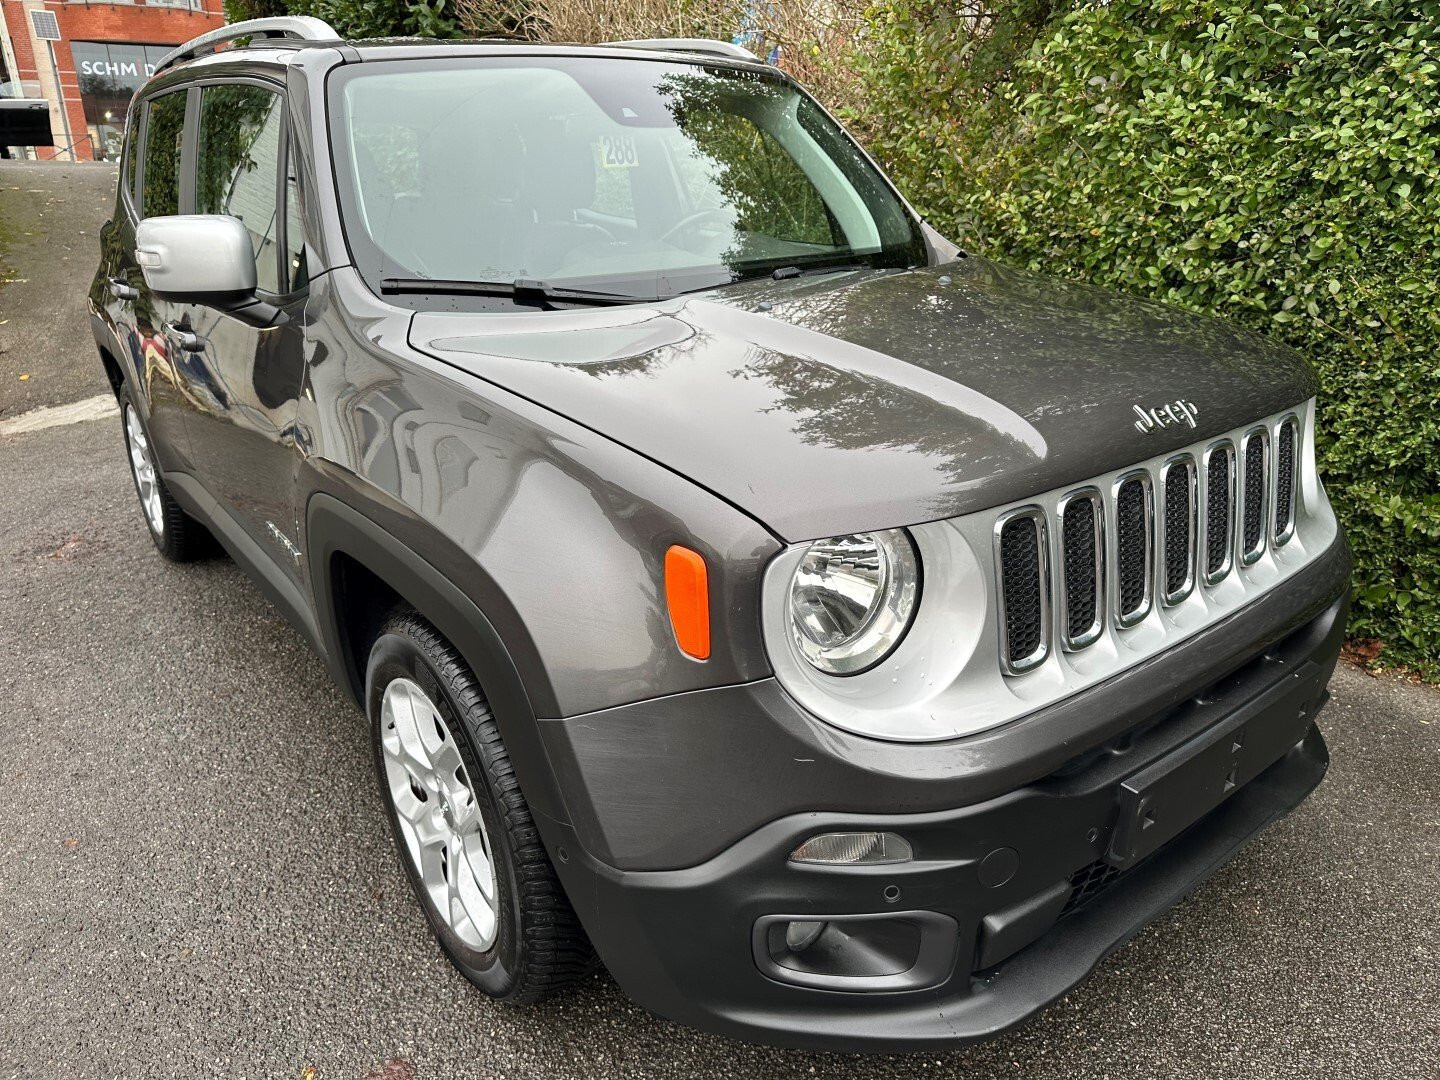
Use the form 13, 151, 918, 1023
664, 545, 710, 660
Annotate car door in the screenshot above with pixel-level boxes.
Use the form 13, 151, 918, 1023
109, 86, 196, 473
94, 111, 142, 379
171, 79, 309, 587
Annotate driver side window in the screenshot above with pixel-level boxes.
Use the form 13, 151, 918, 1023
195, 84, 285, 294
141, 90, 187, 218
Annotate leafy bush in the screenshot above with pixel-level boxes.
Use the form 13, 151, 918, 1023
223, 0, 467, 38
455, 0, 741, 42
859, 0, 1440, 676
452, 0, 872, 119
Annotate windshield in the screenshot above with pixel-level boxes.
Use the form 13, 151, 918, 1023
330, 57, 926, 304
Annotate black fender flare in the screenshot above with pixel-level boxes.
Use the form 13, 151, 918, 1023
306, 491, 571, 827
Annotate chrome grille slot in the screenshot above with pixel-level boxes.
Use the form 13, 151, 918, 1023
995, 508, 1049, 674
1058, 489, 1104, 650
1274, 417, 1298, 546
1202, 441, 1235, 585
1113, 473, 1153, 627
1240, 429, 1269, 564
1160, 456, 1196, 604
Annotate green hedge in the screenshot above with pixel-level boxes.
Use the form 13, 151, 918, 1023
223, 0, 466, 38
857, 0, 1440, 676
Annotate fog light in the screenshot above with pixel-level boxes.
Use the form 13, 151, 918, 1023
755, 912, 958, 991
789, 831, 913, 865
784, 920, 827, 952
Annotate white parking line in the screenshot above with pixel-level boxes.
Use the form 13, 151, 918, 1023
0, 393, 120, 436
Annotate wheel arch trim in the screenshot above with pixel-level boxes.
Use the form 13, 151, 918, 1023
90, 311, 136, 400
306, 490, 571, 827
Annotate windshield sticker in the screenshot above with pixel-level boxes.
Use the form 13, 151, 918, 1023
597, 135, 639, 169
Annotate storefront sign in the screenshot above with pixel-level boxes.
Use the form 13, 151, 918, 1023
69, 43, 174, 160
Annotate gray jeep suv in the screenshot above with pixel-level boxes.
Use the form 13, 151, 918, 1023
88, 17, 1351, 1052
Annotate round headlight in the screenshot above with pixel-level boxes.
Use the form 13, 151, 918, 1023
787, 529, 920, 675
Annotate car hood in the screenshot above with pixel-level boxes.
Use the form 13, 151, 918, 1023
410, 257, 1317, 541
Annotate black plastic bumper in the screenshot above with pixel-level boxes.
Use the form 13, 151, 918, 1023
541, 541, 1350, 1051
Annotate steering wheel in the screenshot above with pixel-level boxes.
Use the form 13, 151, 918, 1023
659, 208, 733, 251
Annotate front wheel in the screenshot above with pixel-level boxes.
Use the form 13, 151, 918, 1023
367, 610, 595, 1002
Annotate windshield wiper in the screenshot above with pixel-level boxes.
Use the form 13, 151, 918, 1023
769, 263, 867, 280
380, 277, 662, 307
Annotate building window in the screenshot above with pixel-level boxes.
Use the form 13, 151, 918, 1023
71, 42, 174, 161
1, 30, 16, 99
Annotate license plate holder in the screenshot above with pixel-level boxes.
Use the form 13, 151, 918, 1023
1107, 661, 1324, 869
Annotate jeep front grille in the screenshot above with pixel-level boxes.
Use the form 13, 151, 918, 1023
1160, 456, 1196, 603
1274, 416, 1298, 545
993, 407, 1313, 676
995, 509, 1049, 673
1057, 490, 1103, 650
1113, 473, 1152, 626
1203, 442, 1235, 583
1241, 429, 1269, 564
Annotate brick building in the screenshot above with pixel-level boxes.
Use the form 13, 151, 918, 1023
0, 0, 224, 161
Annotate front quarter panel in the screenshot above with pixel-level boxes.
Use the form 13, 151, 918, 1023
300, 268, 780, 719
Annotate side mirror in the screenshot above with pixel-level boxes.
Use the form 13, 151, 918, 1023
135, 215, 256, 300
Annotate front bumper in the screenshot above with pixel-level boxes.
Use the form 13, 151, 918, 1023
540, 538, 1349, 1051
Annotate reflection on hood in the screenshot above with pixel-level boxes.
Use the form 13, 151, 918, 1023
412, 257, 1316, 540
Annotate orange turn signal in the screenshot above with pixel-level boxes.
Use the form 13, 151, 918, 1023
664, 545, 711, 660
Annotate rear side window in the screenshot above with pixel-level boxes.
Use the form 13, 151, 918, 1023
142, 90, 187, 217
195, 84, 285, 294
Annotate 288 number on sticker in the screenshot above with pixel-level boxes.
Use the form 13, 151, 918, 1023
598, 135, 639, 169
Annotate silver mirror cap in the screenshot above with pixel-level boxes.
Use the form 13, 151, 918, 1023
134, 215, 256, 297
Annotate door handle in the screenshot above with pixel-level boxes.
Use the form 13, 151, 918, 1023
162, 321, 206, 353
108, 277, 139, 301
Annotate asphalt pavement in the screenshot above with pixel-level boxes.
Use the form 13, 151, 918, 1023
1, 160, 1437, 1080
0, 162, 116, 418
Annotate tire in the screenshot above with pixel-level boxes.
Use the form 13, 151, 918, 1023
366, 609, 596, 1003
117, 386, 214, 562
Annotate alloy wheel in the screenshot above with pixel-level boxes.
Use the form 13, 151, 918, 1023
380, 677, 499, 952
123, 404, 165, 537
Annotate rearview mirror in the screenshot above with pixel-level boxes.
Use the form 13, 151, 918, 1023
135, 215, 256, 300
